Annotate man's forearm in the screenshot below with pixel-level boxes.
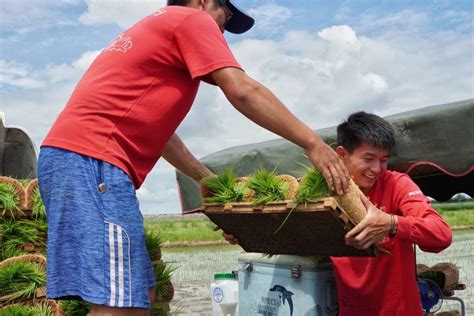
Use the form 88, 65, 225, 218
162, 133, 214, 182
211, 67, 350, 195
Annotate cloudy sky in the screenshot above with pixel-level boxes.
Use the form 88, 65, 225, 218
1, 0, 472, 214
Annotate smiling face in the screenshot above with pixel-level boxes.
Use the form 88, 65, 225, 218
337, 142, 389, 194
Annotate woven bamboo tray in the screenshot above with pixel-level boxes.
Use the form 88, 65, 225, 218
198, 197, 375, 257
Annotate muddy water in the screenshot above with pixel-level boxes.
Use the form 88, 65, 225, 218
162, 230, 473, 315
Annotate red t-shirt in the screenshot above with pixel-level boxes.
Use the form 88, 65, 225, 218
331, 170, 452, 315
42, 6, 241, 188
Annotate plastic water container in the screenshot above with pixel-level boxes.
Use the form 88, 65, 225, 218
211, 273, 239, 316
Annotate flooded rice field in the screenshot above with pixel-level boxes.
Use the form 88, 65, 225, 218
162, 230, 474, 315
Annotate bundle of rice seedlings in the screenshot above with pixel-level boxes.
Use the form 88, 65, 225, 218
248, 168, 289, 205
295, 167, 331, 204
59, 300, 90, 316
0, 259, 46, 304
295, 167, 367, 224
145, 227, 163, 261
0, 219, 44, 260
0, 303, 35, 316
31, 188, 46, 219
28, 301, 53, 316
22, 218, 48, 242
202, 169, 249, 204
334, 179, 367, 224
20, 179, 32, 187
152, 260, 175, 304
0, 183, 23, 218
151, 305, 171, 316
274, 167, 330, 234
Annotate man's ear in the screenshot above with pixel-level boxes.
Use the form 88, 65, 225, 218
336, 146, 347, 159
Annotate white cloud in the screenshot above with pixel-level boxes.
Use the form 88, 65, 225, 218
318, 25, 361, 51
357, 10, 430, 36
2, 6, 472, 213
79, 0, 167, 29
248, 3, 292, 36
0, 60, 44, 89
0, 0, 80, 32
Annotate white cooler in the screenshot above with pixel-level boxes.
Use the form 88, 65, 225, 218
237, 253, 338, 316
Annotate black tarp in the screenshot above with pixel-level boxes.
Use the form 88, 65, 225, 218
177, 99, 474, 211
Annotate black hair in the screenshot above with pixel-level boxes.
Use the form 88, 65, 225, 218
337, 111, 395, 153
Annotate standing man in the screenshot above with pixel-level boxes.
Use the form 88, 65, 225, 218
38, 0, 350, 315
332, 112, 452, 315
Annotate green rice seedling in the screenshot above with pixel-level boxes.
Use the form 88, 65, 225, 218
248, 168, 288, 205
150, 305, 171, 316
29, 302, 53, 316
145, 227, 163, 261
296, 167, 330, 204
1, 245, 25, 261
31, 188, 46, 219
0, 183, 22, 218
153, 260, 176, 303
275, 167, 329, 235
0, 219, 41, 243
0, 260, 46, 302
20, 179, 32, 187
0, 218, 46, 260
59, 300, 91, 316
0, 219, 44, 260
202, 169, 248, 204
0, 304, 35, 316
22, 218, 48, 241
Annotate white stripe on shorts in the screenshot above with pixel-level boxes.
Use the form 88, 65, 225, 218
105, 221, 132, 307
117, 227, 124, 307
108, 223, 116, 306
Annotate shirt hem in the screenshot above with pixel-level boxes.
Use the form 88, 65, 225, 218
191, 61, 242, 82
41, 139, 140, 188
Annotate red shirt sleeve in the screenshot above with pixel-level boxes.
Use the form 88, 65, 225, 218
173, 11, 242, 81
393, 174, 452, 252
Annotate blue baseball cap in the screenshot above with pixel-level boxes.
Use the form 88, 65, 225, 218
225, 1, 255, 34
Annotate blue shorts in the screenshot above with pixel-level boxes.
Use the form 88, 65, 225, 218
38, 147, 156, 308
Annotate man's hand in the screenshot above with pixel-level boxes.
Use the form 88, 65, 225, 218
199, 175, 215, 199
213, 226, 239, 245
305, 140, 350, 195
345, 194, 391, 249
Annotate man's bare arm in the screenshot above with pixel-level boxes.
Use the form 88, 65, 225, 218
162, 133, 214, 182
210, 67, 350, 195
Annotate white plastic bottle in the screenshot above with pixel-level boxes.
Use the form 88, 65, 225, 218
211, 273, 239, 316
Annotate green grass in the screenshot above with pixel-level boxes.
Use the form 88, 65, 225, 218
144, 220, 222, 244
432, 201, 474, 212
437, 209, 474, 227
432, 201, 474, 227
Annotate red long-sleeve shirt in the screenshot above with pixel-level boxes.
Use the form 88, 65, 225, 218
331, 170, 452, 315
